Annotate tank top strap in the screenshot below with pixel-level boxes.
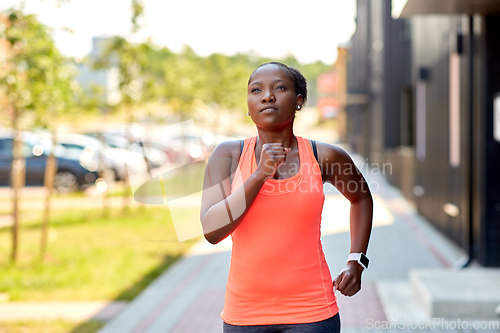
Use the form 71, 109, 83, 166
299, 137, 322, 180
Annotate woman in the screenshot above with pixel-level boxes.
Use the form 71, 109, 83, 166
200, 62, 373, 332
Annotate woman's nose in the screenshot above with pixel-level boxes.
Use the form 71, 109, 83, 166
261, 90, 275, 103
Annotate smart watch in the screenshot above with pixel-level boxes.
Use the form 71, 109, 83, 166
347, 252, 369, 270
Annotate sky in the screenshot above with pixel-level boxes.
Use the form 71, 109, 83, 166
1, 0, 357, 65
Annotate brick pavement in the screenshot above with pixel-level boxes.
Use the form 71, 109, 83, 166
97, 152, 484, 333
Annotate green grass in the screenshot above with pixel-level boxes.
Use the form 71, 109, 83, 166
0, 320, 104, 333
108, 163, 207, 199
0, 206, 200, 301
53, 191, 87, 199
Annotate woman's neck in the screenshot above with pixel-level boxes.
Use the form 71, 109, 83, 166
255, 128, 297, 149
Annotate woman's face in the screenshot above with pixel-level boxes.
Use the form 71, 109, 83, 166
247, 65, 302, 129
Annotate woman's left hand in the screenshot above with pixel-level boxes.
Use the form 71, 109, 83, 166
333, 261, 364, 297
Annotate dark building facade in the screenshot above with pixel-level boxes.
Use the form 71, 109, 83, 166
345, 0, 500, 267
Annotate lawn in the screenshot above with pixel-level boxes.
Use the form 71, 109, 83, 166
0, 320, 104, 333
0, 206, 200, 301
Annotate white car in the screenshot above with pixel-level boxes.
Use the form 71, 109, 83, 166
85, 132, 171, 169
39, 132, 144, 181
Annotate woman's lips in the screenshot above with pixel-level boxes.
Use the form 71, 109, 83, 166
260, 108, 278, 113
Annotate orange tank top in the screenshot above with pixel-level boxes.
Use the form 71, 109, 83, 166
221, 136, 339, 326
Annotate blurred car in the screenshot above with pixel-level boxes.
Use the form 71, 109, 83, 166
51, 132, 141, 181
88, 128, 209, 163
85, 131, 171, 168
173, 132, 238, 155
142, 135, 198, 164
0, 131, 100, 193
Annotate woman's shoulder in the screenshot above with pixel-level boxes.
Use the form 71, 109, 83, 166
211, 138, 248, 161
306, 139, 352, 162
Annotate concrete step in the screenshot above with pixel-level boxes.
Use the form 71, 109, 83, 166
410, 268, 500, 320
376, 280, 428, 323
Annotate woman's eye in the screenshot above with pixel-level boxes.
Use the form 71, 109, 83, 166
251, 88, 260, 93
276, 85, 285, 90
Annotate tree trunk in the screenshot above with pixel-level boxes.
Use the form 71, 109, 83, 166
40, 128, 58, 261
123, 123, 131, 214
11, 127, 25, 263
123, 112, 135, 214
97, 133, 110, 217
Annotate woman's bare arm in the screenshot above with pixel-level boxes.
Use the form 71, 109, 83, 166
317, 142, 373, 296
200, 141, 263, 244
200, 140, 291, 244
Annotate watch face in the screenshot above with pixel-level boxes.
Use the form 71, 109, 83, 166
360, 253, 369, 268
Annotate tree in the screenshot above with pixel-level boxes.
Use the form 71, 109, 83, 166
91, 0, 150, 212
0, 8, 74, 262
203, 53, 250, 110
161, 45, 204, 121
198, 53, 251, 131
36, 55, 74, 261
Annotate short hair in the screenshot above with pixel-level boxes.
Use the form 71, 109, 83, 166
248, 62, 308, 105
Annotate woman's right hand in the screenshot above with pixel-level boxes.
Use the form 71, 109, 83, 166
255, 143, 291, 181
201, 140, 283, 244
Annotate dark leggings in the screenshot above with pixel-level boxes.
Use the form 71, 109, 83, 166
223, 312, 341, 333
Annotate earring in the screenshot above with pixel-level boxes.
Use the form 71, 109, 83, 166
297, 106, 301, 110
247, 112, 250, 116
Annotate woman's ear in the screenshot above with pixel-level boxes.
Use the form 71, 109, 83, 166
296, 94, 303, 110
295, 94, 303, 110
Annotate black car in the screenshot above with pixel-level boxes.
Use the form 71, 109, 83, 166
0, 133, 100, 193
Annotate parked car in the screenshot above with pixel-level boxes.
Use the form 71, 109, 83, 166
171, 132, 237, 155
87, 128, 205, 164
141, 135, 198, 164
85, 131, 171, 168
0, 131, 100, 193
49, 132, 140, 181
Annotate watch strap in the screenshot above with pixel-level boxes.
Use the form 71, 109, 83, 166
347, 252, 369, 269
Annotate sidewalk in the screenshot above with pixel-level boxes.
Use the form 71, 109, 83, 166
96, 151, 497, 333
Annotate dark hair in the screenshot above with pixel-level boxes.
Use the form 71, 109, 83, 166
248, 62, 308, 105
